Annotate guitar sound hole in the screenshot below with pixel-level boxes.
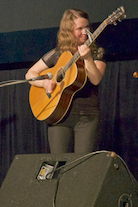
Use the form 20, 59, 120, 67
56, 68, 65, 83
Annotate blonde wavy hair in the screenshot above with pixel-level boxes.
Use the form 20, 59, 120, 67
57, 9, 95, 54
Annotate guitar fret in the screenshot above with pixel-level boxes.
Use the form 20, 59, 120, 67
64, 59, 74, 72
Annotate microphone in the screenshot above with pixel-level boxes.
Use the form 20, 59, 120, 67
28, 72, 53, 99
0, 72, 53, 88
29, 72, 53, 81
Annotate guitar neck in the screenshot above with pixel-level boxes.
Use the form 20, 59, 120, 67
64, 21, 107, 72
64, 5, 126, 73
75, 21, 107, 60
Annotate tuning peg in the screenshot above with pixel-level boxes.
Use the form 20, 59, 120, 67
113, 22, 117, 26
118, 19, 122, 22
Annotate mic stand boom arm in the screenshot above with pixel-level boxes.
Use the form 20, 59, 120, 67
0, 73, 53, 88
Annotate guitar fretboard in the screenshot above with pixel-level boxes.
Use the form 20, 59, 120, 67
64, 20, 107, 73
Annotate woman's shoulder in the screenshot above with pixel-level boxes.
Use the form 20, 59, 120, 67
41, 47, 61, 67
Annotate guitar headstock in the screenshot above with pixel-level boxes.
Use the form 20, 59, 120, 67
106, 6, 126, 26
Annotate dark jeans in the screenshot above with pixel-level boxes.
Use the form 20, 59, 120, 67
48, 114, 101, 154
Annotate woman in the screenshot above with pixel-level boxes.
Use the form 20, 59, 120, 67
25, 9, 106, 154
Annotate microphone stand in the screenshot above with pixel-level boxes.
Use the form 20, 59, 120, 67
0, 73, 53, 88
0, 79, 32, 88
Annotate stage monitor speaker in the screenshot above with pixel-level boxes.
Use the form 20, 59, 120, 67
0, 151, 138, 207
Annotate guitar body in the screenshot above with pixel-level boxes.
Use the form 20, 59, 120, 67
29, 51, 87, 125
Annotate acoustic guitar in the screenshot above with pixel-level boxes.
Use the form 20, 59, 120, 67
29, 6, 126, 125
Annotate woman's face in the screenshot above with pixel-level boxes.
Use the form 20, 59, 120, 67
73, 17, 90, 46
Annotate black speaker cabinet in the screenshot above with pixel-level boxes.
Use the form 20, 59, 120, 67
0, 151, 138, 207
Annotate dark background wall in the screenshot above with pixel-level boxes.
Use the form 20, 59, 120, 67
0, 0, 137, 33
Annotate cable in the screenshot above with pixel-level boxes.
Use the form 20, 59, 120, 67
48, 150, 138, 207
49, 150, 109, 207
47, 150, 108, 180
